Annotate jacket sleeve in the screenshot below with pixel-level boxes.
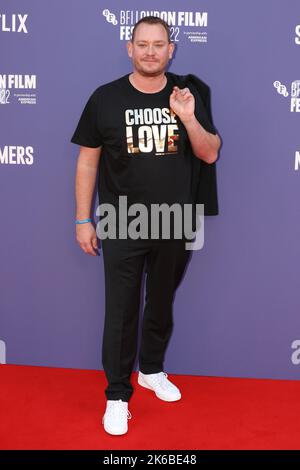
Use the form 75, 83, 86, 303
188, 76, 219, 216
201, 86, 217, 135
189, 80, 217, 135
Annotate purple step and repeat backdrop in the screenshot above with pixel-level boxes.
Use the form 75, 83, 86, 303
1, 0, 300, 379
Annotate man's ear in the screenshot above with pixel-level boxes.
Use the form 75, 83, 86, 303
169, 41, 176, 59
127, 40, 132, 58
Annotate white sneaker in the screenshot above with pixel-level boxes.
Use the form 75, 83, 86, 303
102, 399, 132, 435
138, 371, 181, 402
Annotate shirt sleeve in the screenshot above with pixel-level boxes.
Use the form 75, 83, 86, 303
70, 89, 103, 148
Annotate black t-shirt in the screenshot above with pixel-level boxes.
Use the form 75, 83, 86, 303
70, 72, 213, 239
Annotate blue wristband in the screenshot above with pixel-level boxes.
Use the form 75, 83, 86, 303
75, 218, 92, 225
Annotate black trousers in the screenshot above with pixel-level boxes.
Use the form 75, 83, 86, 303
100, 236, 192, 402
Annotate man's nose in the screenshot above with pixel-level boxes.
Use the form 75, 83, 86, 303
146, 45, 155, 55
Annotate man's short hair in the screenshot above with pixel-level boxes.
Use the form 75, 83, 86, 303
131, 16, 171, 44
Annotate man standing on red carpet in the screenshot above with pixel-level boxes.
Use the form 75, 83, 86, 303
70, 16, 221, 435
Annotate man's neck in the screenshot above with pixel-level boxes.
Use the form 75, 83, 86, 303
129, 71, 167, 93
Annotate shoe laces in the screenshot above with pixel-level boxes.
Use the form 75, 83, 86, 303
103, 399, 132, 422
151, 372, 171, 389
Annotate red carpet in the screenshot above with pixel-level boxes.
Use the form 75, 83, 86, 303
0, 364, 299, 450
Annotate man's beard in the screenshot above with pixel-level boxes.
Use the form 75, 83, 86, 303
137, 62, 165, 77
